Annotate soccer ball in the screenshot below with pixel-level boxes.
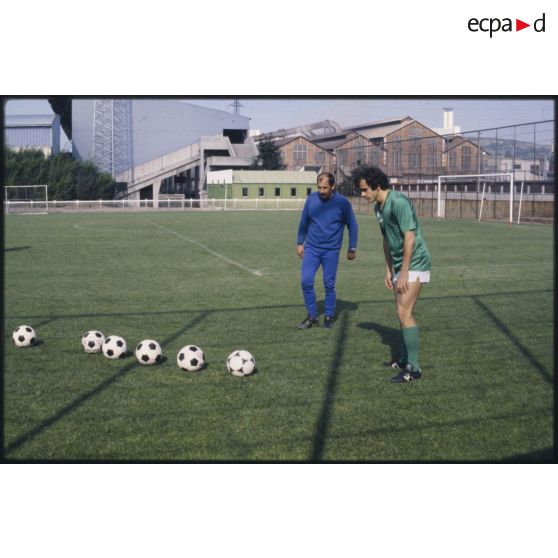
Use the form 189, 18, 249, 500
81, 330, 105, 353
135, 339, 162, 365
177, 345, 205, 372
102, 335, 127, 359
227, 350, 256, 377
12, 325, 36, 347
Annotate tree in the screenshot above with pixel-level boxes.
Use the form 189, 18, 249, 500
4, 148, 120, 200
251, 137, 285, 170
48, 152, 76, 199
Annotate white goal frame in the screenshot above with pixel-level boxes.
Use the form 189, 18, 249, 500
5, 185, 49, 215
437, 173, 514, 223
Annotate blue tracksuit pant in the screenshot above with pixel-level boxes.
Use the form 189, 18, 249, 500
301, 245, 340, 318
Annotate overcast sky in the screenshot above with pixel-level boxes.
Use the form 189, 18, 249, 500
4, 98, 555, 146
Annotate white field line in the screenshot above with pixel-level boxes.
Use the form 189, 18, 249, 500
73, 223, 125, 232
144, 219, 264, 276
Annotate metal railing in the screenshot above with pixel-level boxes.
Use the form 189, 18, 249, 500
4, 197, 310, 214
5, 191, 553, 223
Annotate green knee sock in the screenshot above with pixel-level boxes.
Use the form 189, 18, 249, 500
399, 329, 408, 364
402, 326, 419, 370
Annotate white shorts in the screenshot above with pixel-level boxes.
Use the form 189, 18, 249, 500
393, 270, 431, 284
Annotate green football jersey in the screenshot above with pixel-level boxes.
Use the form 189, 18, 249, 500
375, 190, 432, 273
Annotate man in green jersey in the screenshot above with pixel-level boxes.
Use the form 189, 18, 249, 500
354, 166, 432, 383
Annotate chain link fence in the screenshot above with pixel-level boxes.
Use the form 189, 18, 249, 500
334, 120, 554, 222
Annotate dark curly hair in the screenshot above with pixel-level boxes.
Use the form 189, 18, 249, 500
351, 165, 390, 190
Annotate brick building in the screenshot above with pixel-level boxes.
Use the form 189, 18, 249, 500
273, 135, 335, 172
444, 136, 489, 175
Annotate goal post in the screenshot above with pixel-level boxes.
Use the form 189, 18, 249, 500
437, 173, 514, 223
4, 185, 49, 214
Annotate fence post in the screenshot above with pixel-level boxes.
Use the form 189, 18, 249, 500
517, 181, 524, 224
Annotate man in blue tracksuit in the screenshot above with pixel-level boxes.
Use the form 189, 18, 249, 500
296, 172, 358, 329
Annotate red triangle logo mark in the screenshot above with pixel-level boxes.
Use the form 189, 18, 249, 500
516, 19, 530, 31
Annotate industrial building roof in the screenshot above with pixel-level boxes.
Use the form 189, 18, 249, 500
313, 131, 368, 150
343, 116, 413, 132
273, 134, 328, 150
348, 121, 412, 140
6, 114, 58, 127
313, 118, 416, 145
232, 170, 317, 183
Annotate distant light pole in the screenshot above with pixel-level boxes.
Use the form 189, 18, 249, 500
228, 99, 244, 115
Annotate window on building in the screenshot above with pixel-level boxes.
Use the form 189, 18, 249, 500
409, 151, 420, 169
275, 187, 280, 196
449, 150, 457, 171
291, 187, 297, 196
307, 187, 312, 196
293, 143, 307, 163
259, 187, 264, 196
371, 149, 380, 166
427, 138, 438, 170
463, 146, 471, 171
409, 126, 422, 139
354, 139, 366, 165
428, 151, 437, 169
514, 163, 521, 170
391, 136, 402, 170
242, 187, 248, 197
314, 151, 325, 163
530, 164, 540, 176
392, 146, 402, 169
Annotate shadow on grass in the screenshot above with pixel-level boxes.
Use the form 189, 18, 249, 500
10, 316, 58, 331
33, 317, 60, 329
6, 288, 552, 323
310, 299, 358, 462
4, 311, 210, 457
4, 288, 552, 459
472, 296, 552, 384
500, 447, 555, 463
310, 406, 553, 461
5, 246, 31, 252
18, 340, 45, 349
356, 322, 400, 361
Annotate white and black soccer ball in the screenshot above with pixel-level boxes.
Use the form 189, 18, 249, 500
102, 335, 127, 359
177, 345, 205, 372
135, 339, 162, 365
12, 325, 36, 347
227, 350, 256, 377
81, 330, 105, 353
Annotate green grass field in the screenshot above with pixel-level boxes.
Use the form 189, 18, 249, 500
3, 210, 554, 461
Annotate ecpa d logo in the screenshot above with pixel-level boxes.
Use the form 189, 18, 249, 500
468, 13, 546, 37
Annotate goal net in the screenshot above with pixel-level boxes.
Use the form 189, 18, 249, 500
437, 173, 514, 223
4, 185, 49, 214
